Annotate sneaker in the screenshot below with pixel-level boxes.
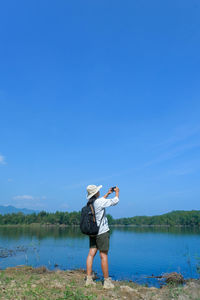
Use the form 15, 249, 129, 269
85, 275, 96, 287
103, 277, 114, 289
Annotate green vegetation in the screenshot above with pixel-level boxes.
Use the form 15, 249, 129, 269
0, 211, 81, 225
110, 210, 200, 226
61, 282, 96, 300
0, 210, 200, 226
0, 266, 99, 300
1, 266, 199, 300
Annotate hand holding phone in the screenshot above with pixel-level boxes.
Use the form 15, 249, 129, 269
111, 186, 116, 192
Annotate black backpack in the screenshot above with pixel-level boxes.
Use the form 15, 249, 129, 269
80, 201, 105, 236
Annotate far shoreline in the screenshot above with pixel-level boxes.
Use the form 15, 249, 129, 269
0, 223, 200, 228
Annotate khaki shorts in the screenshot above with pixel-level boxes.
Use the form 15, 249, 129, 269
89, 230, 110, 252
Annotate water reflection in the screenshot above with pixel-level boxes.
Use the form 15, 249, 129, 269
110, 225, 200, 235
0, 225, 199, 240
0, 225, 84, 240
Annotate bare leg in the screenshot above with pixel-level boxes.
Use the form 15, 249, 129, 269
86, 248, 98, 276
99, 251, 109, 278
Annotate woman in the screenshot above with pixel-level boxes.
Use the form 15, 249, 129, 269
85, 184, 120, 289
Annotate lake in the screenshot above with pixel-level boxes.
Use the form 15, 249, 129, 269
0, 226, 200, 287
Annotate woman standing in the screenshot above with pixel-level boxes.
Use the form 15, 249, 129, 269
85, 184, 120, 289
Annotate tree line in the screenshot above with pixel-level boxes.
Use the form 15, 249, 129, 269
108, 210, 200, 226
0, 210, 200, 226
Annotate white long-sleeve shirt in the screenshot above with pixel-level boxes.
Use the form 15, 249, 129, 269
93, 196, 119, 235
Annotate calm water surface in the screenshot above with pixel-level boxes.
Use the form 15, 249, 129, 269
0, 226, 200, 287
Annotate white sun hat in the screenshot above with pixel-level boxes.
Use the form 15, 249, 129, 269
86, 184, 102, 200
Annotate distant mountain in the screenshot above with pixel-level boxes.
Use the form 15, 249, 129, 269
0, 205, 40, 215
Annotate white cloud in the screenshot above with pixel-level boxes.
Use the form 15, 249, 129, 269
155, 124, 200, 149
13, 195, 47, 201
13, 195, 34, 200
0, 154, 6, 165
12, 195, 47, 210
143, 142, 200, 168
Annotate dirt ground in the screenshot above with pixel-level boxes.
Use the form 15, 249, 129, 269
0, 266, 200, 300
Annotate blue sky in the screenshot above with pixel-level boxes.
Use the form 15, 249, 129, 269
0, 0, 200, 218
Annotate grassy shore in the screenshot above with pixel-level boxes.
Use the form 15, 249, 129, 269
0, 266, 200, 300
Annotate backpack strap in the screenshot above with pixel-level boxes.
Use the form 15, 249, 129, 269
98, 208, 105, 228
90, 204, 105, 227
89, 204, 96, 223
